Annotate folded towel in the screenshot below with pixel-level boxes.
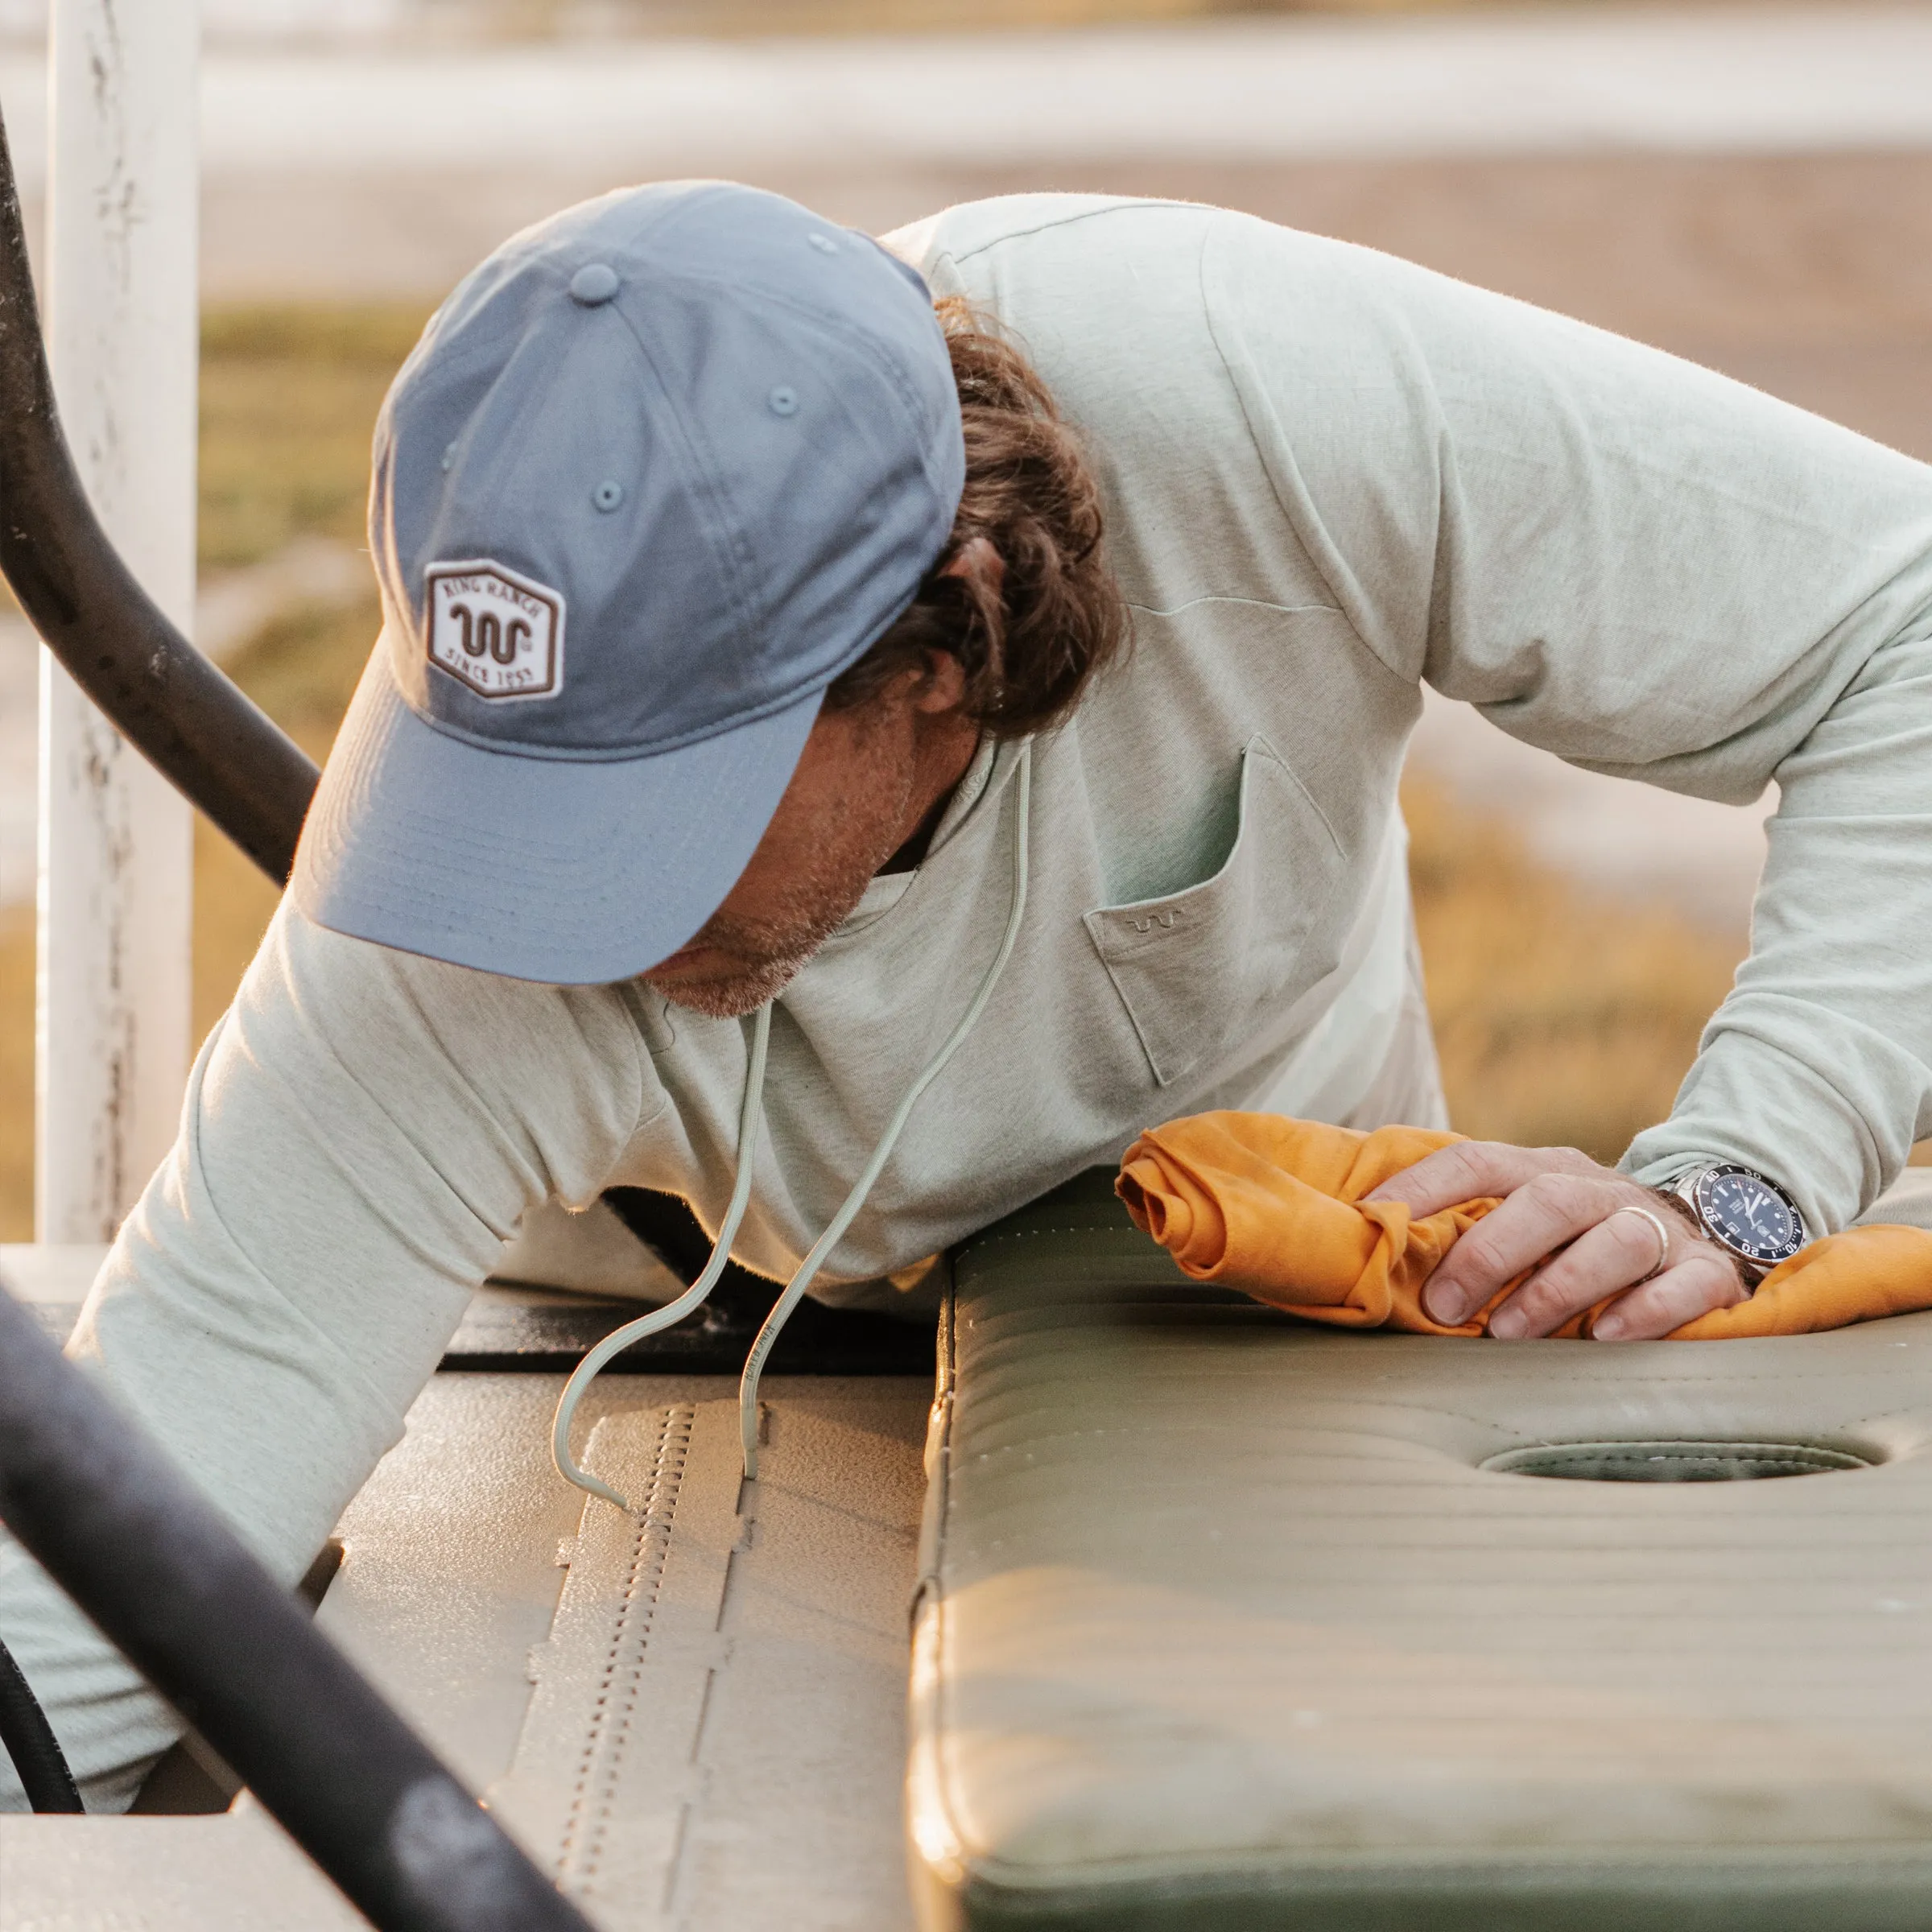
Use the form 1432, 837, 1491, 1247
1116, 1111, 1932, 1340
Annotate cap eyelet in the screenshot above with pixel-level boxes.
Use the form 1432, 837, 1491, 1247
592, 480, 625, 512
768, 386, 799, 418
569, 262, 621, 307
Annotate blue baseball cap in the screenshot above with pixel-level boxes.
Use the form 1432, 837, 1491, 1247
291, 181, 964, 984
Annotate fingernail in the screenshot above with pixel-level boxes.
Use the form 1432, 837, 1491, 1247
1488, 1307, 1525, 1340
1593, 1317, 1624, 1341
1423, 1285, 1466, 1326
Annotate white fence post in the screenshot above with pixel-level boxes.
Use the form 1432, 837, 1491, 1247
36, 0, 199, 1245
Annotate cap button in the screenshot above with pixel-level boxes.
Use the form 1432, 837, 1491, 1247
569, 262, 621, 307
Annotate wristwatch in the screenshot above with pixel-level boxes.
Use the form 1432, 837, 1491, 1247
1669, 1164, 1807, 1283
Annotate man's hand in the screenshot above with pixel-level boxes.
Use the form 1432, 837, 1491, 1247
1363, 1142, 1749, 1340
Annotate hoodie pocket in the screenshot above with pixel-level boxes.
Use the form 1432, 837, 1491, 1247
1083, 736, 1350, 1088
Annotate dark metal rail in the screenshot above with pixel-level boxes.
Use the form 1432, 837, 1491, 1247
0, 104, 317, 884
0, 1630, 82, 1810
0, 1275, 594, 1932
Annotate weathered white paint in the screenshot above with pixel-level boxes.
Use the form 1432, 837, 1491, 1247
37, 0, 198, 1244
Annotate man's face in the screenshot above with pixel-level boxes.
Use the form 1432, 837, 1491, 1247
641, 661, 976, 1018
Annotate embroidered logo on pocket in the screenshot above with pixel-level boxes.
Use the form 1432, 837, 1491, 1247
424, 559, 565, 701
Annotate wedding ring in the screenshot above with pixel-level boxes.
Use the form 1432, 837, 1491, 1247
1610, 1203, 1674, 1283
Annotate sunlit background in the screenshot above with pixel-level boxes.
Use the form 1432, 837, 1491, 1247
1, 0, 1929, 1232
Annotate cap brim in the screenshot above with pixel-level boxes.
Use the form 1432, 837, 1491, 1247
292, 643, 822, 984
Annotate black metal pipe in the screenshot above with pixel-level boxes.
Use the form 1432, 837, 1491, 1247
0, 1276, 594, 1932
0, 1632, 82, 1811
0, 106, 318, 884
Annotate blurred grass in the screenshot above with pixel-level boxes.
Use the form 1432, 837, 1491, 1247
1402, 776, 1743, 1166
199, 303, 432, 569
0, 299, 1913, 1236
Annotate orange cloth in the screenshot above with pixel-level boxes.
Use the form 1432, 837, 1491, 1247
1116, 1110, 1932, 1340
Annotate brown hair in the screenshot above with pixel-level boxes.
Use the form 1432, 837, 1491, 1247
824, 298, 1128, 737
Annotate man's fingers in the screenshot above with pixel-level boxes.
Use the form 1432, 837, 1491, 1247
1591, 1253, 1748, 1341
1477, 1202, 1679, 1338
1364, 1140, 1596, 1216
1419, 1171, 1627, 1327
1366, 1140, 1744, 1341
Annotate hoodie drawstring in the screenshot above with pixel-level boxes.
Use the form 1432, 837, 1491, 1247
551, 740, 1032, 1504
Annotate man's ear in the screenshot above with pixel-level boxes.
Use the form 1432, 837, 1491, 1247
939, 534, 1005, 600
911, 649, 969, 713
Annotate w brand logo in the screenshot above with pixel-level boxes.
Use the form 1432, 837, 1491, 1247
424, 559, 565, 701
448, 602, 530, 666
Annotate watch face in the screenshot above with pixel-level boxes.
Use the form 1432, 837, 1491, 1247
1691, 1166, 1806, 1266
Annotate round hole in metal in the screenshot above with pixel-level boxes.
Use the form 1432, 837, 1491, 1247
1482, 1439, 1873, 1483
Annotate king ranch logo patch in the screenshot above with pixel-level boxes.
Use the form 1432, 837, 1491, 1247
425, 559, 565, 700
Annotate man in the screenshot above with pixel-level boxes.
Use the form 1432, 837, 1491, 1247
3, 179, 1930, 1808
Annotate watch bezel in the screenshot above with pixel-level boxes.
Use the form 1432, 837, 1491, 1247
1680, 1163, 1806, 1271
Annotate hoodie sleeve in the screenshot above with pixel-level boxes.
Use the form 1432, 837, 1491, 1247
0, 900, 655, 1810
1203, 213, 1932, 1235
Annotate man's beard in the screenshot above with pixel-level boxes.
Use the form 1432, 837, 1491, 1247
651, 875, 865, 1018
644, 741, 915, 1019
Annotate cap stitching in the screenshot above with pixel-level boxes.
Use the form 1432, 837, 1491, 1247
608, 295, 766, 679
398, 672, 828, 762
640, 266, 962, 506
